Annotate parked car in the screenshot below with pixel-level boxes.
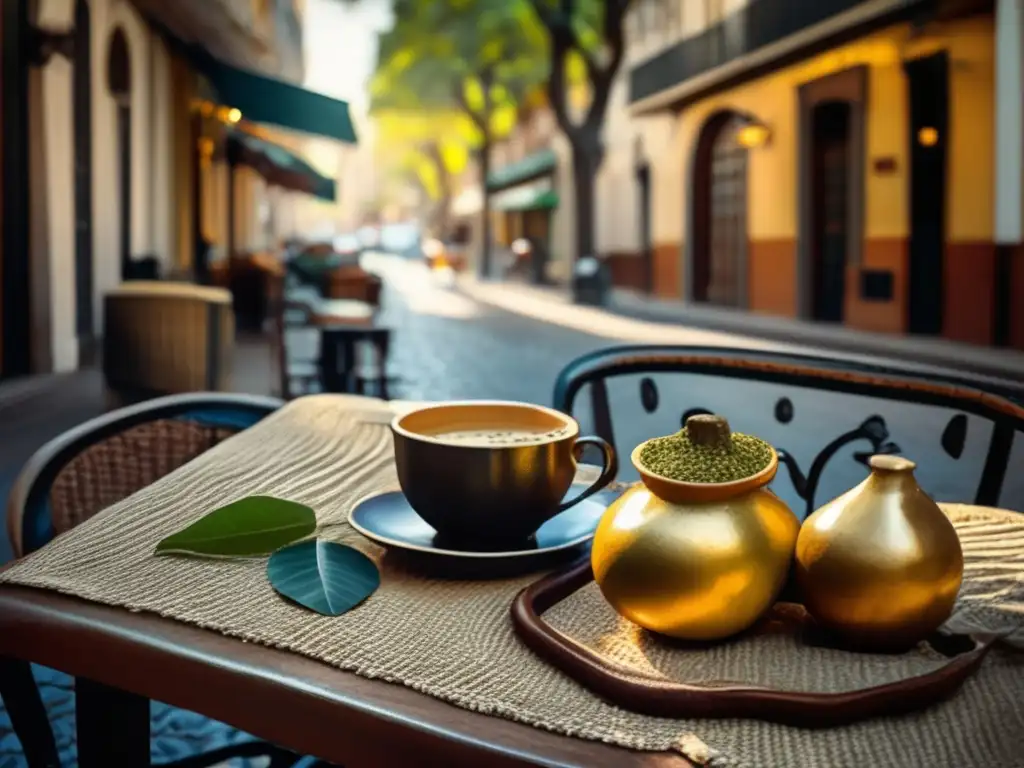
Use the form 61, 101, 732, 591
422, 237, 469, 273
379, 222, 422, 258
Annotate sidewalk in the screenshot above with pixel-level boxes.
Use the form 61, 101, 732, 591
458, 276, 1024, 384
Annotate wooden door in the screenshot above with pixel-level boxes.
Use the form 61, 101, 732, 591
706, 117, 748, 307
905, 52, 949, 336
811, 101, 851, 322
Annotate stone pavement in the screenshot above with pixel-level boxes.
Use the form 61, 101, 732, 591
366, 253, 809, 405
456, 271, 1024, 382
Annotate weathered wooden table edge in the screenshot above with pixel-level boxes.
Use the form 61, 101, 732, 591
0, 584, 689, 767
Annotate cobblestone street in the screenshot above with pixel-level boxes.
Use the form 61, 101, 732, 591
369, 253, 798, 402
367, 254, 1023, 515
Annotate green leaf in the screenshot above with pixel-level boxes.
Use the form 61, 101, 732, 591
267, 540, 380, 616
155, 496, 316, 557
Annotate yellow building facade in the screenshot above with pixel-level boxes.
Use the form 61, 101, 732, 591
652, 16, 999, 340
625, 0, 1022, 349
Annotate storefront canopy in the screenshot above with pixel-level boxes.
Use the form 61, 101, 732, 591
151, 18, 357, 145
204, 59, 357, 145
486, 149, 557, 191
228, 131, 337, 202
492, 188, 559, 212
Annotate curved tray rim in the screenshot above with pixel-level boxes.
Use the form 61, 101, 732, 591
510, 559, 995, 729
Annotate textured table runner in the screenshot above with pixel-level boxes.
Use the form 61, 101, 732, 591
3, 395, 1023, 768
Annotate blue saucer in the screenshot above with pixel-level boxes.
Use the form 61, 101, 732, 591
348, 484, 621, 561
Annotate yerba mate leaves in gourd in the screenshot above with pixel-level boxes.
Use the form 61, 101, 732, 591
639, 415, 773, 483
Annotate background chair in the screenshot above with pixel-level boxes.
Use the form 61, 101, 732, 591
102, 283, 235, 409
266, 273, 321, 399
228, 252, 285, 332
320, 326, 396, 399
0, 393, 316, 767
553, 346, 1024, 519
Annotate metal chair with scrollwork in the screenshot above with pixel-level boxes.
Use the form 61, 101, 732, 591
553, 346, 1024, 518
0, 393, 332, 768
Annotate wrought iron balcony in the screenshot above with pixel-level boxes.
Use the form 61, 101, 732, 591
629, 0, 928, 106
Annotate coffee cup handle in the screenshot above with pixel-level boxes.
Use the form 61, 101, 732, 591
559, 436, 618, 512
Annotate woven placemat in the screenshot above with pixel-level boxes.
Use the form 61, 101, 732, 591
4, 395, 1023, 767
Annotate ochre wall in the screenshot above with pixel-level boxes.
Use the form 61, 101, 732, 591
652, 242, 682, 299
652, 15, 996, 342
1012, 244, 1024, 349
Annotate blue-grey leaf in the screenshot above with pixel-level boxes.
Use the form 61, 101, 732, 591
267, 539, 380, 616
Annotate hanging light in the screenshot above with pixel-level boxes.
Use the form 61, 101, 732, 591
227, 108, 243, 124
736, 121, 772, 149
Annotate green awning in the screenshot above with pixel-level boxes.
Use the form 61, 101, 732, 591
486, 149, 557, 191
229, 131, 337, 202
206, 60, 357, 144
492, 188, 559, 212
146, 15, 357, 145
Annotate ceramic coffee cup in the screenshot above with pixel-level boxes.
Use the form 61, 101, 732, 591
391, 401, 617, 546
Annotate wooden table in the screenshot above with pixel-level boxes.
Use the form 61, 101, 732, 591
4, 387, 1017, 768
0, 585, 688, 767
310, 298, 375, 327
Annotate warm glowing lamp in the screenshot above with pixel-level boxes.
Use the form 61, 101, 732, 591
227, 108, 242, 124
736, 122, 771, 149
918, 127, 939, 147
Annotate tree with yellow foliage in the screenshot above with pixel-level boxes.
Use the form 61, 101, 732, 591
370, 0, 547, 276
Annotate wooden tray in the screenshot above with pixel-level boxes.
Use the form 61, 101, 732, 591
510, 559, 995, 728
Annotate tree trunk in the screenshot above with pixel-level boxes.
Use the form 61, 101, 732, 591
570, 132, 602, 263
479, 142, 493, 278
424, 142, 453, 237
432, 193, 453, 236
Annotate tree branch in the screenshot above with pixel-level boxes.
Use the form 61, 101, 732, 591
546, 34, 574, 136
529, 0, 575, 135
452, 81, 488, 132
584, 0, 630, 132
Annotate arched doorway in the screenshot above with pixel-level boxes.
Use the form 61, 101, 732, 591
692, 112, 748, 307
107, 28, 131, 280
74, 0, 94, 354
810, 101, 851, 323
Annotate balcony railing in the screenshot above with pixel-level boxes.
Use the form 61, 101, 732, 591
629, 0, 924, 105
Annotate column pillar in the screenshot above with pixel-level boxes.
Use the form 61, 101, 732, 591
994, 0, 1023, 346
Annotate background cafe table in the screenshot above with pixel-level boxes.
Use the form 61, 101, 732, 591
2, 395, 1023, 768
309, 298, 375, 326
